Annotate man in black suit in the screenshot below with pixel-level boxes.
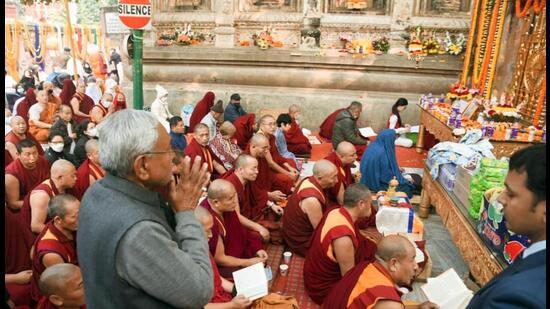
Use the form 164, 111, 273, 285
467, 144, 546, 309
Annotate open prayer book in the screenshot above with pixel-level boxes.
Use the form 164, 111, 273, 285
358, 127, 377, 138
420, 268, 473, 309
233, 263, 269, 301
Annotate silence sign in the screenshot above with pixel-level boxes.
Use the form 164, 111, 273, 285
118, 0, 151, 30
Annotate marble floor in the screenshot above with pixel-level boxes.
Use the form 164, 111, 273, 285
403, 204, 481, 303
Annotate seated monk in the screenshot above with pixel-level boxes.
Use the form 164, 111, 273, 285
5, 115, 45, 161
31, 194, 80, 303
322, 235, 438, 309
244, 134, 288, 215
89, 91, 114, 124
194, 206, 253, 309
20, 159, 77, 235
5, 139, 51, 210
43, 81, 61, 106
36, 263, 86, 309
281, 160, 339, 257
304, 183, 378, 305
324, 141, 358, 206
332, 101, 369, 157
257, 115, 299, 193
319, 105, 349, 140
70, 80, 95, 123
233, 113, 256, 150
28, 90, 57, 143
185, 124, 227, 179
72, 139, 104, 200
200, 179, 268, 279
284, 104, 312, 155
222, 154, 272, 242
190, 91, 216, 131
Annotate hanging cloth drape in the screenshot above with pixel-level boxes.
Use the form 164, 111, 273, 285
34, 24, 45, 70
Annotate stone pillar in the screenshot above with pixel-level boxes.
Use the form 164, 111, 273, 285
389, 0, 413, 49
214, 0, 235, 48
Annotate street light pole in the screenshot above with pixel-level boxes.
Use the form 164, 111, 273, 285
132, 29, 144, 110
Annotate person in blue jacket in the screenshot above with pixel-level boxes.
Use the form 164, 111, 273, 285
467, 144, 546, 309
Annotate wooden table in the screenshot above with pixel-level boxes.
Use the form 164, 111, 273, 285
416, 106, 538, 158
419, 166, 506, 286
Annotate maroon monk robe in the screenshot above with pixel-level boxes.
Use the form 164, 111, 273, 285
5, 149, 14, 168
31, 221, 78, 302
36, 297, 87, 309
233, 114, 256, 150
189, 91, 215, 130
71, 92, 95, 123
5, 131, 45, 158
222, 170, 257, 221
209, 254, 233, 303
16, 88, 37, 124
20, 179, 60, 241
321, 261, 403, 309
184, 138, 223, 179
200, 198, 263, 278
324, 151, 353, 205
5, 156, 51, 200
72, 159, 105, 200
284, 118, 312, 155
281, 176, 328, 257
5, 207, 33, 273
242, 147, 282, 216
319, 108, 346, 140
256, 131, 295, 195
304, 207, 377, 305
59, 79, 76, 106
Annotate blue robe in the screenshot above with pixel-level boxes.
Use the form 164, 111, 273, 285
359, 129, 414, 197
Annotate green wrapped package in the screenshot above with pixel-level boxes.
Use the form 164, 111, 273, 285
480, 157, 509, 169
480, 167, 508, 180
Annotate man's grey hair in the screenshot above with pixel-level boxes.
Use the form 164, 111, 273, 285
97, 109, 159, 177
48, 194, 79, 219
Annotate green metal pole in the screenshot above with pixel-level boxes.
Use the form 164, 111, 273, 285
132, 29, 144, 110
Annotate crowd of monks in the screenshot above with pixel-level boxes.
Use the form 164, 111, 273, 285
6, 84, 439, 309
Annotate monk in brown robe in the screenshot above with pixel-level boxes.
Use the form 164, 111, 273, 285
322, 235, 438, 309
5, 139, 51, 210
89, 91, 114, 124
185, 124, 227, 179
324, 141, 358, 205
244, 134, 288, 217
200, 179, 268, 278
70, 80, 94, 123
304, 183, 378, 305
257, 115, 299, 193
233, 113, 256, 150
31, 194, 80, 303
72, 139, 104, 200
194, 206, 253, 308
36, 263, 86, 309
28, 90, 57, 143
222, 154, 272, 242
284, 104, 312, 155
281, 160, 339, 257
20, 160, 77, 235
189, 91, 216, 131
5, 116, 45, 161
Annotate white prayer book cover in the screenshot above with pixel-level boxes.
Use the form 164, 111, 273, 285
421, 268, 473, 309
410, 125, 420, 133
233, 262, 268, 301
301, 128, 312, 136
307, 135, 321, 145
300, 162, 315, 178
359, 127, 377, 138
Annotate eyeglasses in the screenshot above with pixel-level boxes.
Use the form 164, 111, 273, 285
143, 150, 181, 156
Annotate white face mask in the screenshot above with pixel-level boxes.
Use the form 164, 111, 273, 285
87, 127, 98, 137
49, 143, 64, 152
103, 100, 112, 108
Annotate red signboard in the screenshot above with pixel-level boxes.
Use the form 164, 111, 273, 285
118, 0, 151, 30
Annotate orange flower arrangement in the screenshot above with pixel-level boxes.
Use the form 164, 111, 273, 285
516, 0, 533, 17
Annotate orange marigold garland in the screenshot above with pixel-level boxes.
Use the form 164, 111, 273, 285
516, 0, 533, 17
461, 0, 481, 85
533, 0, 546, 13
532, 73, 546, 126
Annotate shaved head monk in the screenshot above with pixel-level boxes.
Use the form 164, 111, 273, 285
257, 115, 299, 188
222, 154, 272, 242
282, 160, 339, 257
332, 101, 369, 157
31, 194, 81, 303
37, 263, 85, 309
185, 123, 227, 179
284, 104, 312, 155
72, 139, 105, 200
20, 159, 77, 235
5, 139, 51, 210
194, 206, 253, 309
5, 115, 45, 161
245, 134, 289, 220
304, 183, 378, 305
200, 179, 268, 278
323, 235, 438, 309
324, 141, 359, 205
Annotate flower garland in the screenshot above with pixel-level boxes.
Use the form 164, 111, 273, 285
461, 0, 481, 85
516, 0, 533, 17
443, 32, 466, 55
5, 23, 20, 81
533, 0, 546, 12
532, 72, 546, 126
484, 0, 508, 98
471, 0, 490, 87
